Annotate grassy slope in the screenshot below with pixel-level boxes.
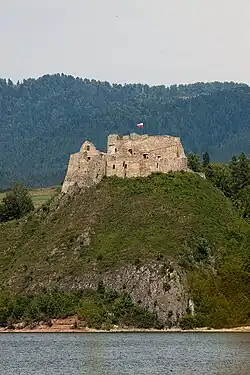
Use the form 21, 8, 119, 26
0, 172, 249, 326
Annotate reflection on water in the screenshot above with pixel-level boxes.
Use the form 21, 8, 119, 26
0, 332, 249, 375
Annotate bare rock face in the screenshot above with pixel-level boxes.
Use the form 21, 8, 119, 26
101, 263, 188, 325
62, 133, 188, 194
8, 247, 188, 326
34, 262, 188, 326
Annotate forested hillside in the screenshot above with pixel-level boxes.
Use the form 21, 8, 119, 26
0, 75, 249, 188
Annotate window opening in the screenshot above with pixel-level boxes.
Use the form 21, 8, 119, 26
128, 148, 132, 154
86, 145, 90, 151
88, 157, 91, 160
124, 164, 127, 169
143, 153, 149, 159
113, 164, 116, 169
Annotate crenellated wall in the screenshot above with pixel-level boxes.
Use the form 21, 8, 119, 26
62, 133, 188, 193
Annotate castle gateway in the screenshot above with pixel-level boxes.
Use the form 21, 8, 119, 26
62, 133, 188, 194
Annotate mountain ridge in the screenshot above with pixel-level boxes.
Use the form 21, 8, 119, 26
1, 75, 250, 188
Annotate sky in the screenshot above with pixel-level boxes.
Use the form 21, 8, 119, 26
1, 0, 250, 86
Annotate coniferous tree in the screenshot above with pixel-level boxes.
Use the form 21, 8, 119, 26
202, 152, 210, 167
230, 153, 249, 196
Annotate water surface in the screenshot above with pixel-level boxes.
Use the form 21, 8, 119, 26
0, 332, 249, 375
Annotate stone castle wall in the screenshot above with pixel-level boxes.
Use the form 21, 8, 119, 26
62, 133, 188, 194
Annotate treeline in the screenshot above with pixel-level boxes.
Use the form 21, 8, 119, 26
188, 152, 250, 219
0, 74, 250, 188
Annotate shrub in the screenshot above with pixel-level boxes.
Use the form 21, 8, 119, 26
179, 314, 197, 330
187, 153, 201, 172
77, 299, 106, 329
0, 183, 34, 222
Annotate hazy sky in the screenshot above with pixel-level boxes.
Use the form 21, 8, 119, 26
1, 0, 249, 85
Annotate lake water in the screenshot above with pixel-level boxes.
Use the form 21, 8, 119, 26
0, 332, 249, 375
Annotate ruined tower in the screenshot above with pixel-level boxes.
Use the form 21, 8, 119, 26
62, 133, 188, 194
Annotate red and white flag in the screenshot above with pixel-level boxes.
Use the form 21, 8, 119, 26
137, 122, 144, 128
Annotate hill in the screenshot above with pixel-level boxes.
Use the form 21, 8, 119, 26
0, 75, 250, 188
0, 172, 249, 328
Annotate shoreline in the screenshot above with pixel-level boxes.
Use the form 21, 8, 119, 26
1, 328, 250, 334
0, 317, 249, 334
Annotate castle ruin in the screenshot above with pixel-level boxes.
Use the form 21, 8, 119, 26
62, 133, 188, 194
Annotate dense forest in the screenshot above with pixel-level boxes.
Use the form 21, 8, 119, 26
0, 74, 250, 188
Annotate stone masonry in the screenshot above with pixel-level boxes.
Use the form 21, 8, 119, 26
62, 133, 188, 194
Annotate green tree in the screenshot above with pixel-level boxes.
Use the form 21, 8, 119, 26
235, 186, 250, 219
0, 183, 34, 222
187, 153, 201, 172
205, 163, 232, 197
202, 152, 210, 167
230, 153, 249, 195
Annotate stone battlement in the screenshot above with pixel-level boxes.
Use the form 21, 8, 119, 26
62, 133, 188, 194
